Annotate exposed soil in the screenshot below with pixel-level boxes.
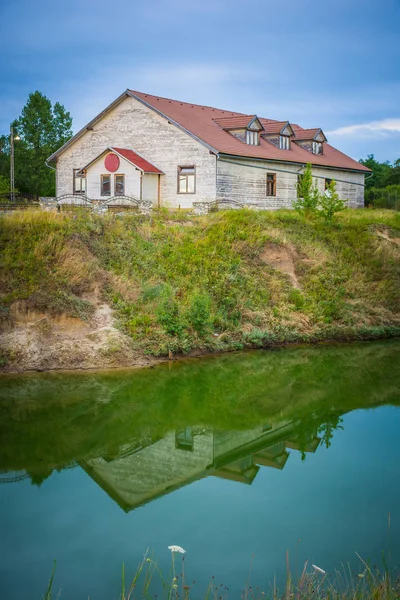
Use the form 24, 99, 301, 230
260, 242, 300, 288
0, 297, 157, 374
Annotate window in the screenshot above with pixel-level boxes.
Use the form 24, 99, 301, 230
115, 174, 125, 196
175, 427, 193, 451
279, 135, 290, 150
246, 130, 259, 145
73, 169, 86, 194
266, 173, 276, 196
101, 174, 111, 196
312, 141, 323, 155
325, 178, 332, 190
178, 166, 196, 194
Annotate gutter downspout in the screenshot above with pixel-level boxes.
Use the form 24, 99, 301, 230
45, 159, 56, 171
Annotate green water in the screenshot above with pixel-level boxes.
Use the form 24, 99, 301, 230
0, 340, 399, 598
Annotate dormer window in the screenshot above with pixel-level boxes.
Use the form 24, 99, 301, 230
213, 114, 263, 146
294, 129, 327, 154
246, 130, 259, 145
312, 141, 323, 155
261, 122, 294, 150
279, 135, 290, 150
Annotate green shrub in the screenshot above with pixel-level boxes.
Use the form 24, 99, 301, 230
293, 163, 319, 217
318, 179, 345, 222
365, 185, 400, 210
187, 292, 212, 335
156, 293, 184, 336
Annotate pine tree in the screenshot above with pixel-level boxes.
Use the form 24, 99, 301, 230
318, 179, 345, 222
293, 163, 319, 217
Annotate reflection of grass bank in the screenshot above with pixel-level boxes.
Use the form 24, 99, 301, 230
1, 340, 399, 478
43, 552, 400, 600
0, 209, 399, 370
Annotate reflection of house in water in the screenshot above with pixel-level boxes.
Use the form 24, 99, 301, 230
82, 422, 320, 512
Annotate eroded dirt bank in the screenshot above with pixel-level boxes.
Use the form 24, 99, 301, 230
0, 298, 157, 373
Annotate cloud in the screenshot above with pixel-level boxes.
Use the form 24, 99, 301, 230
327, 119, 400, 137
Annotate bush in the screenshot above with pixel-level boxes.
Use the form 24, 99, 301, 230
365, 185, 400, 210
156, 293, 184, 336
187, 292, 212, 335
319, 179, 345, 222
293, 163, 319, 217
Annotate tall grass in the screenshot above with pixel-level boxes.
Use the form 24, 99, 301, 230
42, 551, 399, 599
1, 208, 399, 360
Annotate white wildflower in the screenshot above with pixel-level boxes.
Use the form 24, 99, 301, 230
168, 545, 186, 554
312, 564, 326, 575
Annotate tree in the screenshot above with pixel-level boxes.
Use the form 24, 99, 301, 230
0, 91, 73, 197
293, 163, 319, 217
318, 179, 345, 222
359, 154, 392, 189
383, 158, 400, 186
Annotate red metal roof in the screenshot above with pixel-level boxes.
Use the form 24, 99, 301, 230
111, 147, 163, 173
129, 90, 370, 172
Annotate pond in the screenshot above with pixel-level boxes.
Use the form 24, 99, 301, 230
0, 340, 399, 599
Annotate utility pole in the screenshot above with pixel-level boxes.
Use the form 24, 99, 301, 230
10, 125, 15, 203
10, 126, 20, 203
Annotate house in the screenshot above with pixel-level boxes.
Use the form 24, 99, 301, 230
81, 421, 320, 512
47, 89, 371, 210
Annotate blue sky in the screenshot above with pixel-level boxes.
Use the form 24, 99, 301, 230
1, 0, 399, 162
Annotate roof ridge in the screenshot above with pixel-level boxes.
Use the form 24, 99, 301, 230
129, 89, 248, 116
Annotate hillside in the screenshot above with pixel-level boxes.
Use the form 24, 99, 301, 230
0, 208, 399, 372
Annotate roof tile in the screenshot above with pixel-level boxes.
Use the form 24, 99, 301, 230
130, 90, 370, 172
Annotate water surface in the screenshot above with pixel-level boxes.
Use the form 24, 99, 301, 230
0, 340, 399, 599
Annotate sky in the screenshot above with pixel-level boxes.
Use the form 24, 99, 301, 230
0, 0, 399, 163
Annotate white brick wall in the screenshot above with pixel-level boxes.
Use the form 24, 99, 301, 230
216, 157, 365, 208
56, 95, 217, 208
56, 94, 364, 210
85, 155, 142, 200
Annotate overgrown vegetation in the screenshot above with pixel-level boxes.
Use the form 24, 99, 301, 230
294, 164, 345, 222
42, 550, 400, 600
0, 208, 399, 359
0, 91, 72, 197
359, 155, 400, 210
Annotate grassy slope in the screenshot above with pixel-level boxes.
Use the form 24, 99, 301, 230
0, 208, 399, 359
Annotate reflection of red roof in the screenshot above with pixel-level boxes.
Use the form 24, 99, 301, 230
129, 90, 370, 172
111, 147, 163, 173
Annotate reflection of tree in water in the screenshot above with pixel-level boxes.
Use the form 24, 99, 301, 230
292, 412, 344, 461
27, 468, 53, 487
319, 415, 344, 448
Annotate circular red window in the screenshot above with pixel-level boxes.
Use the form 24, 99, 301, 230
104, 153, 120, 172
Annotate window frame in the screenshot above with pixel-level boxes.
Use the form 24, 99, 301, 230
279, 135, 290, 150
266, 173, 276, 197
101, 174, 111, 196
246, 130, 259, 146
73, 169, 86, 194
114, 174, 125, 196
177, 165, 196, 194
312, 141, 323, 155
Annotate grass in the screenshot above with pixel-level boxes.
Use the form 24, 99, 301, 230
42, 551, 400, 600
0, 208, 399, 358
